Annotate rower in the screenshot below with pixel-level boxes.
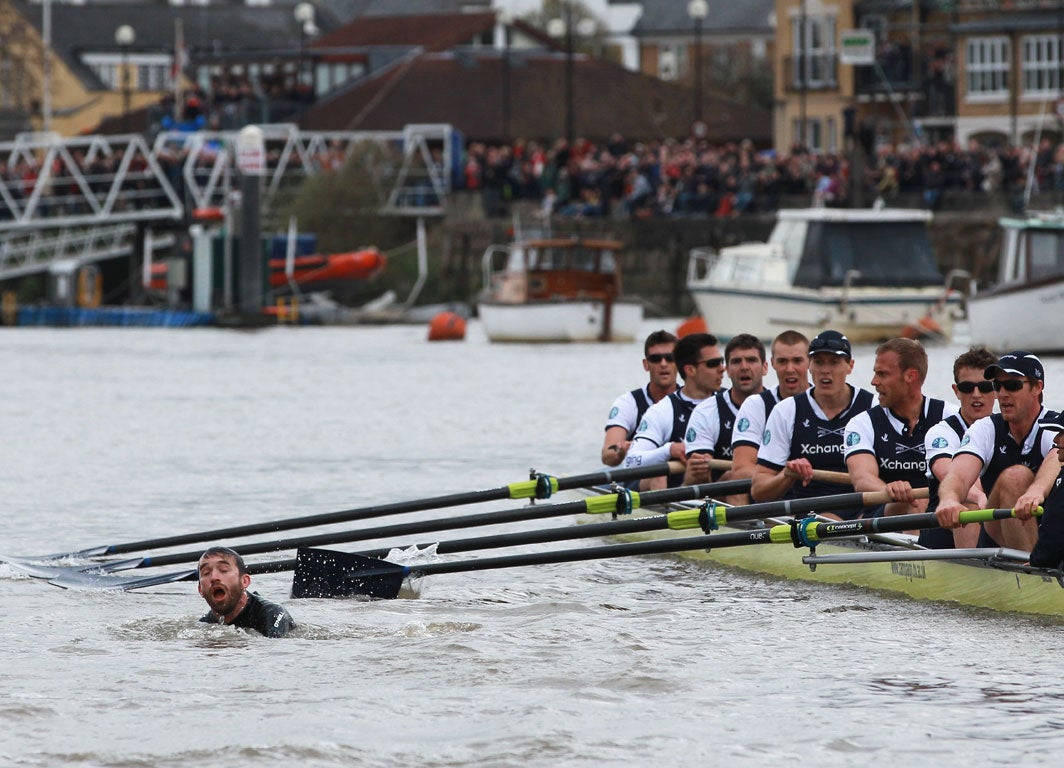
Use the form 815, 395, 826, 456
682, 333, 768, 488
843, 338, 954, 525
752, 329, 875, 520
1030, 412, 1064, 569
919, 347, 998, 549
935, 351, 1061, 552
198, 546, 295, 638
729, 330, 810, 491
623, 332, 724, 490
600, 330, 678, 467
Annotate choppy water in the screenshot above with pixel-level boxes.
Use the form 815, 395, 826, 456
2, 323, 1064, 767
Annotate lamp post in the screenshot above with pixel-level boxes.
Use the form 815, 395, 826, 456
498, 9, 511, 143
548, 3, 574, 149
688, 0, 708, 131
115, 24, 135, 133
798, 0, 807, 149
294, 2, 315, 93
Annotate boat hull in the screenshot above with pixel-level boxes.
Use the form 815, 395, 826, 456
588, 514, 1064, 617
967, 278, 1064, 352
477, 299, 644, 343
687, 285, 958, 344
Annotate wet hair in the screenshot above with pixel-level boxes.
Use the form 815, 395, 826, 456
725, 333, 766, 363
876, 337, 928, 384
953, 346, 997, 382
771, 329, 809, 356
673, 332, 719, 378
643, 329, 677, 357
199, 546, 248, 576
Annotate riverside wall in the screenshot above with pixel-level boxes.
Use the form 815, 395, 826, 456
435, 190, 1036, 318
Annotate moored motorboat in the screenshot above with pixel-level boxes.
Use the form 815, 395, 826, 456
967, 211, 1064, 352
686, 206, 965, 343
476, 236, 643, 342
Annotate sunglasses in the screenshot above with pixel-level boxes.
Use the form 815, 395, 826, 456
696, 357, 724, 369
956, 380, 995, 394
992, 379, 1028, 392
646, 353, 674, 364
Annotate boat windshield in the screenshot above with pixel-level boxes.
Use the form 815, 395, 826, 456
525, 244, 613, 273
793, 221, 942, 288
1027, 230, 1064, 282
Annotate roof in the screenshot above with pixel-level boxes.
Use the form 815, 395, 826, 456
312, 11, 495, 51
317, 0, 490, 22
631, 0, 775, 36
13, 0, 337, 90
302, 50, 772, 144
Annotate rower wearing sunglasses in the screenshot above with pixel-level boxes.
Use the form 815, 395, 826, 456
918, 347, 998, 549
843, 338, 955, 524
935, 351, 1062, 552
600, 330, 678, 467
623, 332, 725, 489
681, 333, 769, 490
752, 329, 875, 519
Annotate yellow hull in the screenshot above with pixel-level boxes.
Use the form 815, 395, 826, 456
595, 516, 1064, 617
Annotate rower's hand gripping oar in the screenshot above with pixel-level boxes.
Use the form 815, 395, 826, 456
3, 461, 684, 565
291, 505, 1034, 600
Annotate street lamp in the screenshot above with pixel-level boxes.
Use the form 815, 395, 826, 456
688, 0, 707, 130
114, 24, 135, 133
498, 9, 512, 143
294, 2, 315, 94
548, 3, 574, 149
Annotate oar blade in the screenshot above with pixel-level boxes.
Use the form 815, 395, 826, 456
49, 567, 197, 591
292, 547, 406, 600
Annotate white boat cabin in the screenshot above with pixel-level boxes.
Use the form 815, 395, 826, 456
481, 238, 625, 305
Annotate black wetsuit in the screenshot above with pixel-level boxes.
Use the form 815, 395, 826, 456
200, 591, 295, 638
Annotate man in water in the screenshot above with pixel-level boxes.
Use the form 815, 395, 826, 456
198, 546, 295, 638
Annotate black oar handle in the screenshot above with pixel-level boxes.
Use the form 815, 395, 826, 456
81, 462, 684, 557
130, 478, 751, 569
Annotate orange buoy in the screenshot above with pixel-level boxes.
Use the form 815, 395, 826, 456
676, 315, 708, 338
428, 311, 466, 341
192, 207, 226, 223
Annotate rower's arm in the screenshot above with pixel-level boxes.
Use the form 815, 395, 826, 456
937, 453, 983, 508
1016, 450, 1063, 514
601, 425, 630, 467
730, 444, 758, 481
845, 452, 886, 494
751, 462, 794, 502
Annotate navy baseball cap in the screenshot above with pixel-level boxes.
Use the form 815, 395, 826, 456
983, 351, 1044, 383
808, 330, 852, 360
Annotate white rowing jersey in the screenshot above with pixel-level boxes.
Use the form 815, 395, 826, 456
604, 384, 656, 440
623, 390, 706, 468
731, 387, 784, 452
684, 389, 742, 458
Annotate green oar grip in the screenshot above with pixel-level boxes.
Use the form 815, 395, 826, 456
665, 508, 703, 531
584, 493, 631, 515
959, 506, 1043, 524
507, 478, 556, 499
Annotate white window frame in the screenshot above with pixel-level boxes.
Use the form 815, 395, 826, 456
658, 43, 684, 81
84, 53, 174, 91
1022, 34, 1061, 98
965, 36, 1010, 102
792, 14, 837, 89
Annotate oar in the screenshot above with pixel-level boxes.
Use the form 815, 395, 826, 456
710, 459, 852, 487
292, 505, 1035, 599
46, 478, 752, 589
2, 461, 684, 565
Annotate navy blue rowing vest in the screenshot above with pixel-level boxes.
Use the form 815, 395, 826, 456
979, 412, 1055, 492
666, 391, 699, 487
788, 387, 874, 500
627, 387, 651, 440
865, 398, 947, 487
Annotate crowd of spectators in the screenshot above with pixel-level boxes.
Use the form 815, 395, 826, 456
6, 113, 1064, 224
463, 133, 1064, 220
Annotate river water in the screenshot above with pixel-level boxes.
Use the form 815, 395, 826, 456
2, 323, 1064, 767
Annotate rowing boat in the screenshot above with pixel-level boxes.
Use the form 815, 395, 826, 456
579, 494, 1064, 617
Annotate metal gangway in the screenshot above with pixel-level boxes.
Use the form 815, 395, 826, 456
0, 123, 458, 286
